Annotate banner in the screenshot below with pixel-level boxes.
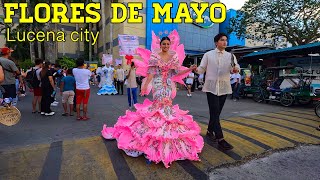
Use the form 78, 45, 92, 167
243, 69, 252, 86
102, 54, 113, 65
118, 34, 139, 56
115, 58, 123, 65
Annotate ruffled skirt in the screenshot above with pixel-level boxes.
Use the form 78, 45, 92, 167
101, 99, 204, 168
97, 84, 118, 95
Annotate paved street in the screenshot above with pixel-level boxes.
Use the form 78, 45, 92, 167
1, 86, 320, 179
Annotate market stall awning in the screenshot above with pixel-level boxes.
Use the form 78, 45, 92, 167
243, 42, 320, 58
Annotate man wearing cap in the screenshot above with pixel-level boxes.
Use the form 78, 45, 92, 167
0, 47, 21, 102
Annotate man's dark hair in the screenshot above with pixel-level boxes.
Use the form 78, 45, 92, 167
67, 69, 73, 75
214, 33, 228, 43
76, 58, 84, 67
35, 58, 43, 65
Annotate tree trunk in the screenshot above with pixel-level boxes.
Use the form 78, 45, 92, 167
89, 23, 92, 61
101, 0, 106, 54
109, 0, 113, 56
26, 0, 36, 62
76, 23, 80, 58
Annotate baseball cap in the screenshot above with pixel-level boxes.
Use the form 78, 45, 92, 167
1, 47, 14, 55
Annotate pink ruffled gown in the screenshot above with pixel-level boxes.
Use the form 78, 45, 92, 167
102, 32, 203, 168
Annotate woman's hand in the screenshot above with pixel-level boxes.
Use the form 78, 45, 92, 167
140, 85, 147, 96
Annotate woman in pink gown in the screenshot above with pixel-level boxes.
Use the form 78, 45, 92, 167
102, 30, 204, 168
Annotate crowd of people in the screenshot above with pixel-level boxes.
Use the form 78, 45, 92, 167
0, 50, 92, 120
0, 47, 146, 119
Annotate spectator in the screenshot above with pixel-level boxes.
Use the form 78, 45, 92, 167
73, 58, 92, 120
96, 67, 101, 86
0, 64, 4, 83
116, 64, 125, 95
113, 65, 118, 89
137, 76, 144, 96
0, 64, 3, 98
126, 62, 138, 108
54, 64, 63, 88
60, 69, 76, 116
0, 47, 21, 105
40, 62, 55, 116
31, 59, 43, 113
186, 70, 195, 97
230, 69, 241, 101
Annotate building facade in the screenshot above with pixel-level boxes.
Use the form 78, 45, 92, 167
1, 0, 221, 65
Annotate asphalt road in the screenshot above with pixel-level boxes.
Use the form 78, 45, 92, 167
0, 86, 312, 151
1, 86, 319, 180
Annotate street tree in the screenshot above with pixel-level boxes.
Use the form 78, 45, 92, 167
229, 0, 320, 47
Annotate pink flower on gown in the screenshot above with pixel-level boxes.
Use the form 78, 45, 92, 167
101, 30, 204, 168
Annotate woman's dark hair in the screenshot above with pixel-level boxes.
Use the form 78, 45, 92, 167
131, 62, 135, 67
160, 36, 171, 44
214, 33, 228, 43
41, 61, 51, 78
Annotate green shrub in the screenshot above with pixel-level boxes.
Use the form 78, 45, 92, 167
57, 56, 76, 69
18, 59, 34, 70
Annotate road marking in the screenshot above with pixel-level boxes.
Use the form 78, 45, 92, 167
196, 123, 242, 161
245, 116, 320, 142
254, 114, 320, 136
277, 111, 319, 121
283, 109, 314, 115
177, 161, 208, 179
223, 119, 296, 146
0, 144, 50, 180
198, 122, 270, 162
2, 109, 320, 179
39, 141, 63, 180
102, 140, 135, 180
120, 147, 195, 180
263, 113, 319, 127
230, 117, 319, 144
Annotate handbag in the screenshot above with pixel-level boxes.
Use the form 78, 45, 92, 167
124, 79, 128, 86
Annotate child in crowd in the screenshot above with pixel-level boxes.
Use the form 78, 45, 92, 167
60, 69, 76, 116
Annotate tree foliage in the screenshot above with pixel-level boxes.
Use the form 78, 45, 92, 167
57, 56, 76, 69
18, 59, 34, 70
229, 0, 320, 47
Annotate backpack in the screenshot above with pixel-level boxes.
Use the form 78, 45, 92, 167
26, 68, 40, 88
